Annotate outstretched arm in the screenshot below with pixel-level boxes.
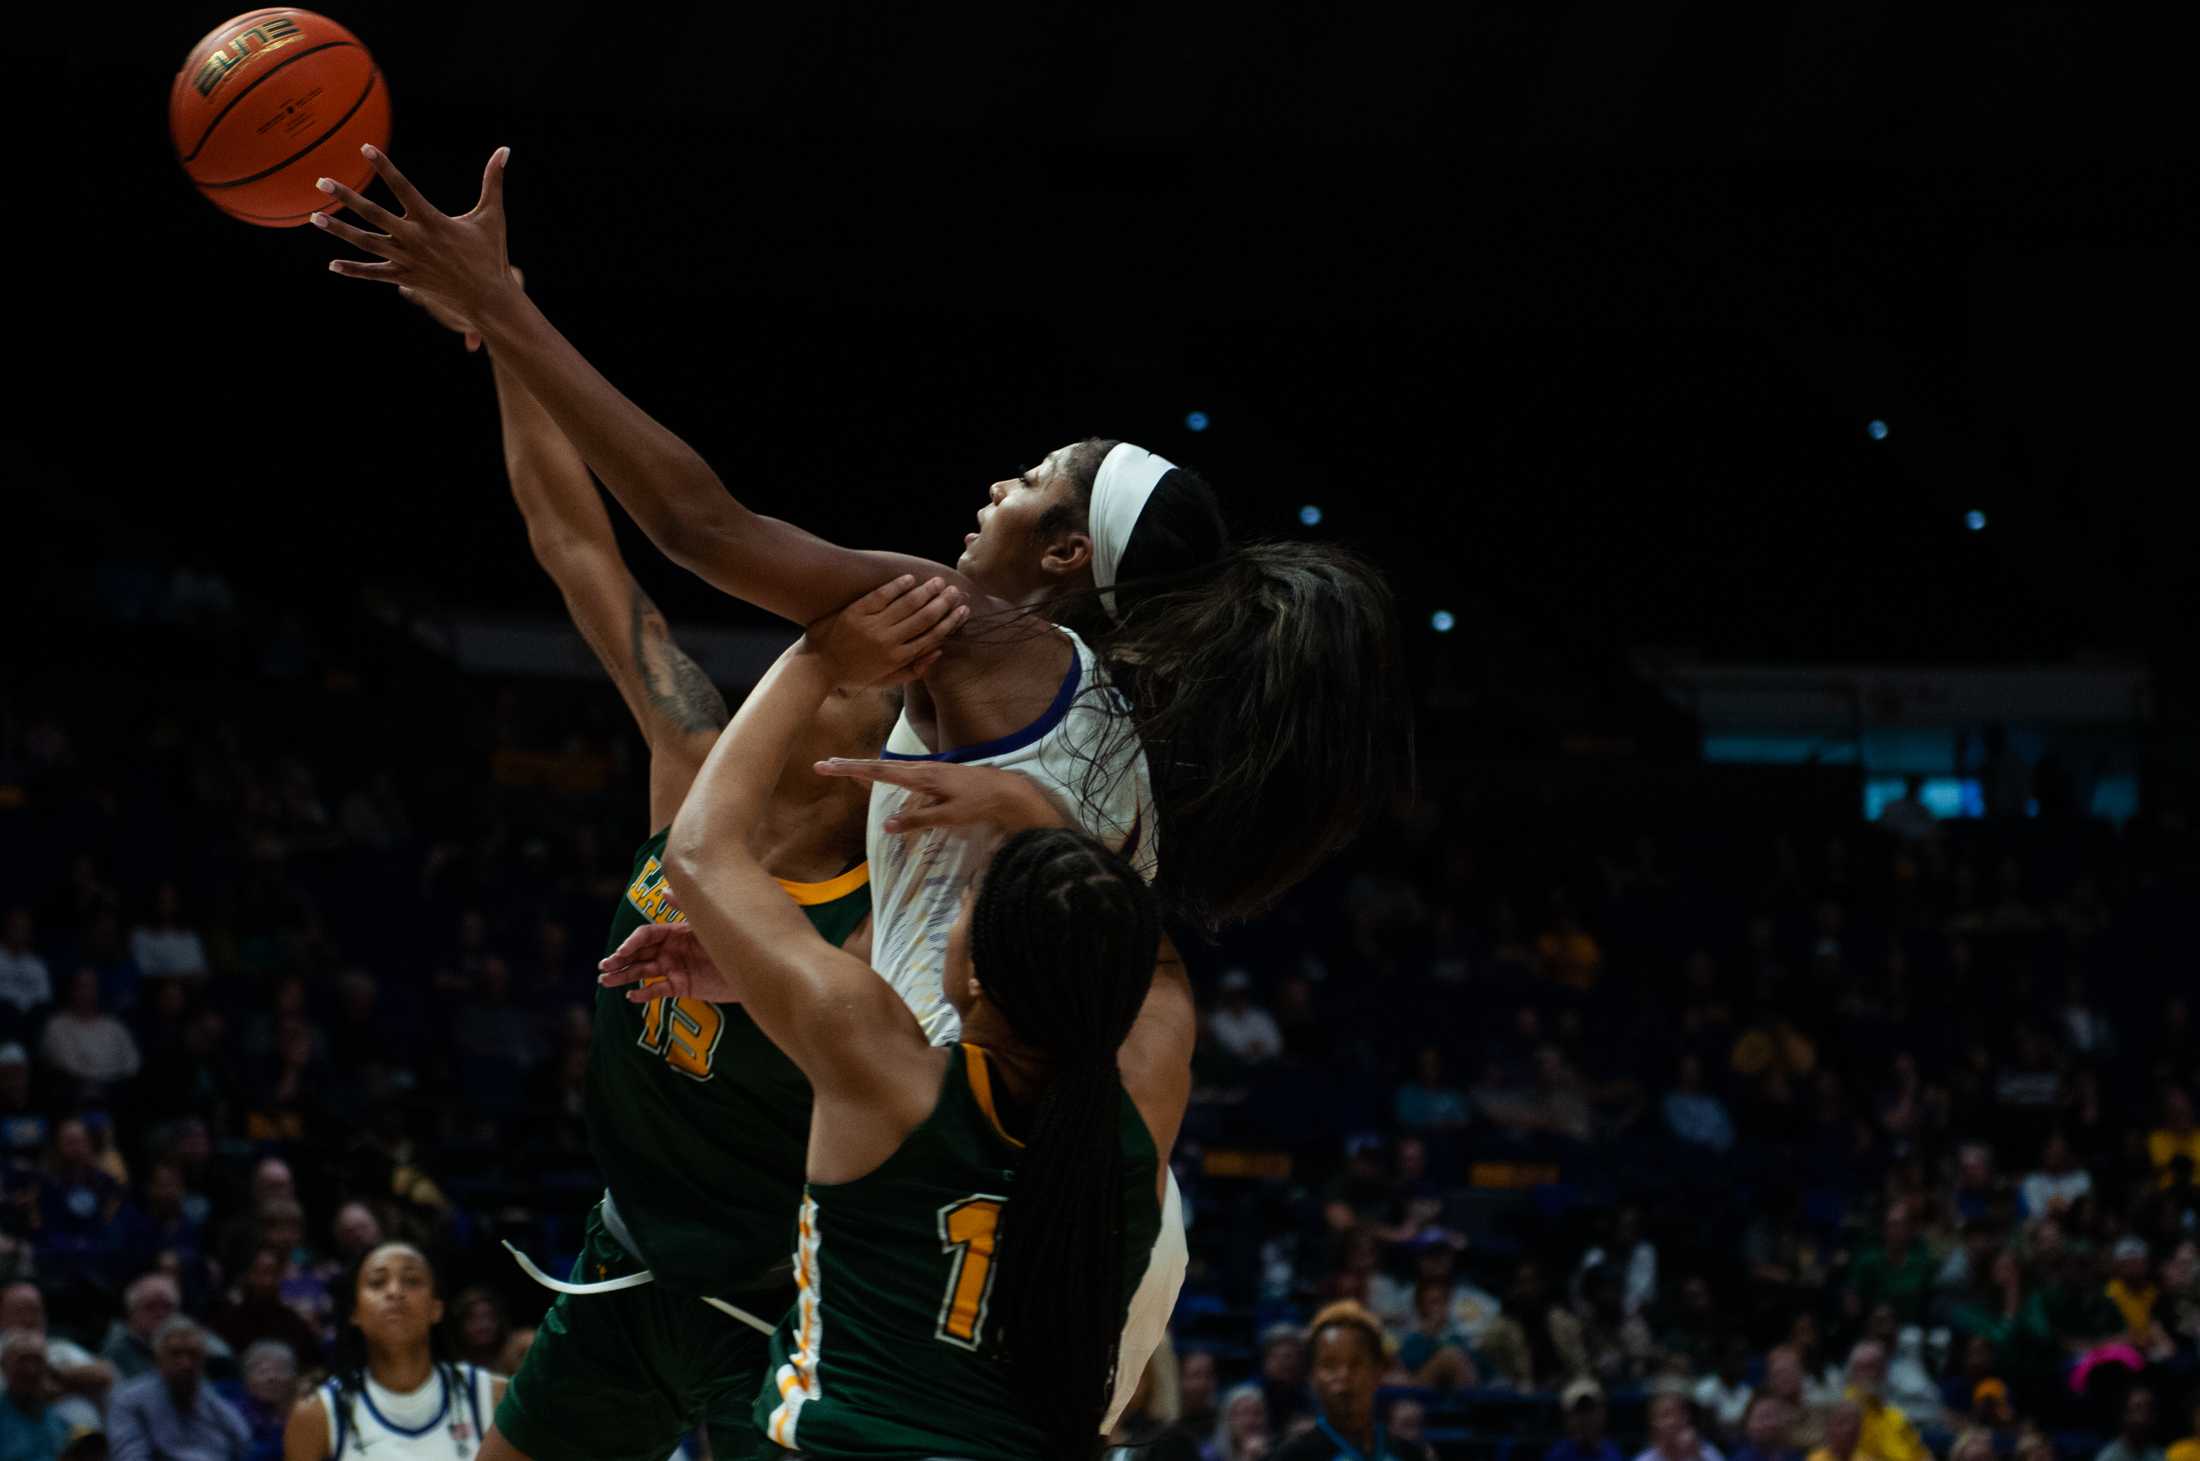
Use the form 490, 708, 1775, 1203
316, 149, 985, 627
660, 583, 962, 1116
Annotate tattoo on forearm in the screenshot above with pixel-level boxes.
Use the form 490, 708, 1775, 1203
630, 583, 730, 735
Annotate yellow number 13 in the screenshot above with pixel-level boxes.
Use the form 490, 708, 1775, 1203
638, 997, 725, 1080
935, 1196, 1005, 1349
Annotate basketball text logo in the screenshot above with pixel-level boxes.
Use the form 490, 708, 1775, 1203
193, 15, 305, 98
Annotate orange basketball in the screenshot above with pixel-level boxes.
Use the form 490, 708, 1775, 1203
170, 9, 390, 228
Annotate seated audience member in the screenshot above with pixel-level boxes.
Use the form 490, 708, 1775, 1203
1636, 1388, 1724, 1461
1207, 1383, 1272, 1461
1761, 1344, 1829, 1451
0, 912, 52, 1038
2098, 1389, 2167, 1461
1969, 1380, 2019, 1444
105, 1318, 250, 1461
1274, 1302, 1434, 1461
2022, 1132, 2093, 1219
1172, 1349, 1219, 1442
1370, 1235, 1501, 1346
2105, 1237, 2164, 1344
2150, 1090, 2200, 1190
1259, 1325, 1311, 1435
35, 1120, 130, 1286
1208, 970, 1284, 1069
1843, 1341, 1925, 1461
1548, 1380, 1625, 1461
128, 886, 209, 981
1805, 1402, 1872, 1461
1664, 1055, 1737, 1154
0, 1048, 46, 1173
1554, 1264, 1655, 1385
1392, 1279, 1477, 1390
1845, 1207, 1934, 1328
0, 1284, 110, 1432
1396, 1047, 1472, 1133
1386, 1399, 1428, 1453
99, 1274, 180, 1383
39, 971, 142, 1096
1949, 1430, 1995, 1461
1694, 1337, 1756, 1446
1731, 1396, 1802, 1461
0, 1330, 73, 1461
206, 1249, 320, 1365
213, 1341, 293, 1461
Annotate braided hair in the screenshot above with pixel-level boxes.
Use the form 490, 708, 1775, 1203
968, 827, 1161, 1460
326, 1242, 470, 1458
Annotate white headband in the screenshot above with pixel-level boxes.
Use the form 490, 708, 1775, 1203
1089, 442, 1178, 620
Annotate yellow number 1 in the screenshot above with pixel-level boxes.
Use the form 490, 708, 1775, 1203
935, 1196, 1005, 1349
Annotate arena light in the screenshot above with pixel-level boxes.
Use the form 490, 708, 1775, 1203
1298, 504, 1323, 526
1867, 419, 1889, 441
1430, 610, 1456, 634
1184, 411, 1210, 433
1965, 510, 1987, 531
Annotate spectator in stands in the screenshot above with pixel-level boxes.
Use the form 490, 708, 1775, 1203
1968, 1380, 2018, 1446
1258, 1324, 1310, 1434
206, 1248, 319, 1364
36, 1119, 129, 1286
2097, 1388, 2166, 1461
1730, 1395, 1801, 1461
1948, 1143, 1996, 1224
1637, 1388, 1723, 1461
1846, 1206, 1935, 1326
1693, 1336, 1755, 1444
100, 1274, 179, 1383
0, 1330, 72, 1461
1208, 970, 1283, 1069
1805, 1401, 1867, 1461
2150, 1090, 2200, 1191
2015, 1126, 2085, 1223
1554, 1263, 1655, 1386
1322, 1137, 1395, 1235
0, 1285, 110, 1432
1276, 1302, 1434, 1461
1480, 1260, 1566, 1390
0, 1047, 47, 1173
217, 1340, 294, 1461
1661, 1275, 1726, 1376
1536, 897, 1603, 992
1549, 1379, 1624, 1461
0, 911, 52, 1037
2105, 1237, 2171, 1354
1843, 1341, 1926, 1461
1664, 1055, 1736, 1155
1395, 1047, 1471, 1133
1174, 1350, 1219, 1441
106, 1317, 249, 1461
1949, 1430, 1994, 1461
1370, 1236, 1501, 1348
39, 971, 142, 1097
1206, 1383, 1271, 1461
1946, 1252, 2054, 1387
450, 1288, 510, 1371
1386, 1398, 1426, 1452
128, 885, 208, 982
1392, 1278, 1477, 1389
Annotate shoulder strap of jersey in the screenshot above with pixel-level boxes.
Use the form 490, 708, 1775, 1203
323, 1378, 350, 1459
460, 1363, 486, 1439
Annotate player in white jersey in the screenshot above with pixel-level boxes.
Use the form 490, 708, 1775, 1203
285, 1243, 503, 1461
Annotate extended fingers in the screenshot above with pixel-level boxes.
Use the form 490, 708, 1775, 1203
814, 758, 932, 788
361, 143, 435, 219
309, 210, 397, 257
314, 175, 401, 233
849, 575, 920, 617
901, 596, 969, 653
327, 259, 403, 282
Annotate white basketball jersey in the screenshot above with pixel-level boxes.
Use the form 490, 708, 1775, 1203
866, 626, 1157, 1045
317, 1364, 498, 1461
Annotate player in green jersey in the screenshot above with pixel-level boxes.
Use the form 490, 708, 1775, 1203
401, 283, 963, 1461
599, 629, 1198, 1461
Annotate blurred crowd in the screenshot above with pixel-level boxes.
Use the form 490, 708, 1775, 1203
6, 567, 2199, 1461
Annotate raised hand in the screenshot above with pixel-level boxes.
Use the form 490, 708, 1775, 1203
812, 758, 1066, 835
597, 922, 739, 1004
807, 575, 969, 690
314, 144, 518, 323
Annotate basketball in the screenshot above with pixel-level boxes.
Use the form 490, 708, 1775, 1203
170, 9, 389, 228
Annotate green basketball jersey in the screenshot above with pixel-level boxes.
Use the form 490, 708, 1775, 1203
755, 1044, 1161, 1459
587, 829, 871, 1295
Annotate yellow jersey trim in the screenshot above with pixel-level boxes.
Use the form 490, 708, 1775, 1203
774, 862, 870, 907
961, 1045, 1027, 1151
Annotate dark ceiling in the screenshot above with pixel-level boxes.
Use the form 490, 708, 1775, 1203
32, 0, 2196, 688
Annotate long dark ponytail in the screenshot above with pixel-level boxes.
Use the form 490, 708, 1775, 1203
969, 828, 1160, 1459
1045, 440, 1415, 929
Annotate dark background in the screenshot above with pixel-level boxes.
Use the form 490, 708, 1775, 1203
31, 0, 2196, 730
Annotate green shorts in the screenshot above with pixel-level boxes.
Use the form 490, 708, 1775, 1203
495, 1202, 794, 1461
